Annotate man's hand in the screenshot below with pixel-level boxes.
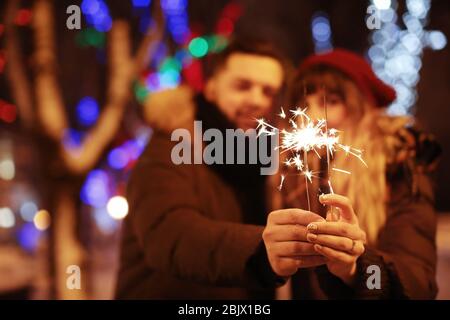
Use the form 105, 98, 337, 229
263, 209, 327, 277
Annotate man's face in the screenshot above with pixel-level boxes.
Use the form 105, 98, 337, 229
205, 53, 284, 130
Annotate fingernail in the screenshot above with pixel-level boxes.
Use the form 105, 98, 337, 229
314, 244, 322, 250
307, 233, 317, 242
319, 194, 328, 202
307, 223, 317, 232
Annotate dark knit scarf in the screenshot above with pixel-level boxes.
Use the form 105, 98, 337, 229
194, 93, 269, 226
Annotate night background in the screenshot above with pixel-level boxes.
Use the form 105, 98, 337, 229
0, 0, 449, 299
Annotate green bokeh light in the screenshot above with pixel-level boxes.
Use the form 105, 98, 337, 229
159, 57, 182, 73
134, 82, 149, 104
76, 28, 106, 48
188, 37, 209, 58
205, 35, 228, 53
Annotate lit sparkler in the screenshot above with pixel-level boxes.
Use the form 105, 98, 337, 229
256, 106, 367, 211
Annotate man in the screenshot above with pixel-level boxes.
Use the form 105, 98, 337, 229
115, 37, 326, 299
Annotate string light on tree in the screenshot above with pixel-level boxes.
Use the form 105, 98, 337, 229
132, 0, 152, 7
188, 37, 209, 58
20, 201, 38, 222
134, 2, 241, 100
0, 207, 15, 228
33, 210, 51, 231
367, 0, 447, 115
161, 0, 190, 45
0, 157, 15, 181
81, 0, 112, 32
311, 12, 333, 53
76, 97, 100, 126
106, 196, 129, 220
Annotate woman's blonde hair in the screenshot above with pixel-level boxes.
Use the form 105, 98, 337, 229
289, 66, 410, 244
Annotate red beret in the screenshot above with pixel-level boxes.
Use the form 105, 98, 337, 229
298, 48, 396, 108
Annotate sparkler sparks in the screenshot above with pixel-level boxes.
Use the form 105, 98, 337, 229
328, 180, 334, 194
278, 174, 285, 191
257, 106, 367, 209
332, 167, 351, 175
303, 169, 317, 183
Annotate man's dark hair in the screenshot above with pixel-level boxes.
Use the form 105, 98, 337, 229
204, 35, 291, 79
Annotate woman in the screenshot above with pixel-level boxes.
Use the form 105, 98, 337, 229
264, 49, 441, 299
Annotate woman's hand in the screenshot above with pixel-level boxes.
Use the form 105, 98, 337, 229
263, 208, 327, 277
305, 194, 366, 285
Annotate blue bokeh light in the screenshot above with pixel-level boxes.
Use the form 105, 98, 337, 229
108, 147, 129, 170
20, 201, 38, 222
93, 207, 119, 234
63, 129, 84, 150
76, 97, 100, 126
80, 169, 110, 208
17, 223, 41, 252
311, 13, 333, 53
81, 0, 112, 32
132, 0, 152, 7
161, 0, 190, 44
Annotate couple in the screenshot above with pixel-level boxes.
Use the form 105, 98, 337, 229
115, 37, 441, 299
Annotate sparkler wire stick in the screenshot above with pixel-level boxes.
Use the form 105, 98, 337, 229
323, 87, 337, 220
324, 88, 331, 182
302, 84, 311, 211
303, 149, 311, 212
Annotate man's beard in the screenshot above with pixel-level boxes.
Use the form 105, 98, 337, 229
235, 106, 268, 130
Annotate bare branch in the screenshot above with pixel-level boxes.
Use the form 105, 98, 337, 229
32, 0, 68, 140
61, 2, 165, 174
4, 0, 34, 129
61, 21, 133, 174
133, 0, 165, 73
28, 0, 165, 174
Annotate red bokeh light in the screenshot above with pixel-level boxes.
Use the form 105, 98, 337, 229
0, 51, 5, 74
0, 100, 17, 123
15, 9, 32, 26
216, 18, 234, 36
